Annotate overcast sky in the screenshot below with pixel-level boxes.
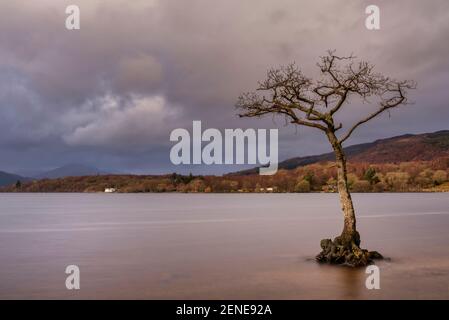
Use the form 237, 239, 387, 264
1, 0, 448, 176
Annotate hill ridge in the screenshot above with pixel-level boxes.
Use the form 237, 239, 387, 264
229, 130, 449, 175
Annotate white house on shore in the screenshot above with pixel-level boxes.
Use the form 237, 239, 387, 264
104, 188, 116, 193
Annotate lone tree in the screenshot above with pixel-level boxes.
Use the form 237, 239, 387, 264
236, 51, 416, 266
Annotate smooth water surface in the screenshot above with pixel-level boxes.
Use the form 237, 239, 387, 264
0, 193, 448, 299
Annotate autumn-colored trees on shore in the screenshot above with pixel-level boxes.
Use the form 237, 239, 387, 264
3, 157, 448, 193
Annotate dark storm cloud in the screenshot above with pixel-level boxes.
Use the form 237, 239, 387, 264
0, 0, 448, 174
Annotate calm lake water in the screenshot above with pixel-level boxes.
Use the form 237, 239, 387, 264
0, 193, 448, 299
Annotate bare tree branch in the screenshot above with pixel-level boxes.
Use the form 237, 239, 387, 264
339, 80, 416, 144
236, 51, 416, 144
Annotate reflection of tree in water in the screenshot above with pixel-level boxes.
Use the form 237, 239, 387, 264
338, 267, 364, 299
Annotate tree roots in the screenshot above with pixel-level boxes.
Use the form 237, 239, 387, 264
316, 232, 383, 267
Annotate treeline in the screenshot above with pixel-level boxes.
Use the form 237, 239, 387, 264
2, 157, 449, 193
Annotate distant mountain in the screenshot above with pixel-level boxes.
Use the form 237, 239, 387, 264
0, 171, 30, 187
230, 130, 449, 175
35, 164, 106, 179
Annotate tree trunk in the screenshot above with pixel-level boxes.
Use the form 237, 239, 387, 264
326, 130, 358, 245
316, 130, 383, 266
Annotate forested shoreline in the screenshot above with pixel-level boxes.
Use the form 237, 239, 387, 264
2, 158, 448, 193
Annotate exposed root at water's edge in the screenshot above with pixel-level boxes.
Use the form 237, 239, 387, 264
315, 232, 384, 267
